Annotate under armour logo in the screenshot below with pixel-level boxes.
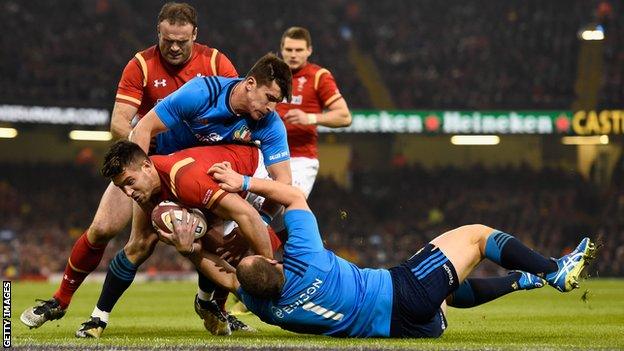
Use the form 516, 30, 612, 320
154, 79, 167, 87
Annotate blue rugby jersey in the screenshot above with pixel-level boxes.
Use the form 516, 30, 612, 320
153, 76, 289, 166
238, 210, 394, 337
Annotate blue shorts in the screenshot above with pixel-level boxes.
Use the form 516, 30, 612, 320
389, 244, 459, 338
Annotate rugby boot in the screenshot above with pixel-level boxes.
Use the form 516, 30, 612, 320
545, 237, 597, 292
20, 298, 66, 329
75, 316, 107, 338
194, 295, 231, 336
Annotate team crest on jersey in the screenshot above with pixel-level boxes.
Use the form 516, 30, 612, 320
297, 76, 307, 92
233, 125, 252, 143
154, 79, 167, 87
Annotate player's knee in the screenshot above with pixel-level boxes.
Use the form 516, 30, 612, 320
458, 224, 495, 255
87, 219, 120, 243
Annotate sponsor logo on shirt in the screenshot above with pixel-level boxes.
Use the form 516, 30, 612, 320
268, 151, 289, 161
196, 132, 223, 143
273, 278, 323, 318
290, 95, 303, 105
154, 79, 167, 87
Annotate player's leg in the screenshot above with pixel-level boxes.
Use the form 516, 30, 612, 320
431, 224, 596, 293
446, 271, 545, 308
76, 202, 159, 338
20, 183, 132, 329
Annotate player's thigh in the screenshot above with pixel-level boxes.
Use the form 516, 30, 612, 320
429, 224, 492, 283
291, 157, 319, 198
88, 182, 133, 241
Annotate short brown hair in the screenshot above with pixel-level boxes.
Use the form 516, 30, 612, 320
101, 141, 149, 179
246, 53, 292, 102
281, 27, 312, 48
236, 256, 284, 300
158, 2, 198, 28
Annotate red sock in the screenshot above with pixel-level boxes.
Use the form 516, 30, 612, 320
268, 226, 283, 252
213, 288, 230, 312
53, 232, 106, 309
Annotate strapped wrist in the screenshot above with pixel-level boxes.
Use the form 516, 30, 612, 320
307, 113, 318, 125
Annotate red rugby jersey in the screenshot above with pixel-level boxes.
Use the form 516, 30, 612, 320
115, 43, 238, 117
151, 144, 258, 211
276, 63, 342, 159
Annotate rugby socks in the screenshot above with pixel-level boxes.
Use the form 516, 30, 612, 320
485, 231, 558, 276
96, 249, 138, 313
448, 273, 522, 308
53, 232, 107, 309
197, 270, 216, 309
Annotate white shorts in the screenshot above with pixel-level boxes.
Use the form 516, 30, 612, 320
290, 157, 319, 198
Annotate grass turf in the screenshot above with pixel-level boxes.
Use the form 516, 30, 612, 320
10, 279, 624, 350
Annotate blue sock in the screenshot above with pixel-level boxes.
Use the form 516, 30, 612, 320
449, 273, 521, 308
485, 231, 557, 276
96, 250, 138, 313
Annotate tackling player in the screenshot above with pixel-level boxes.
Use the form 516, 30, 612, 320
168, 162, 597, 338
277, 27, 351, 197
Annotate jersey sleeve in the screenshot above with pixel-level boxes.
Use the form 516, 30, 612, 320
283, 209, 324, 256
316, 70, 343, 107
154, 77, 207, 129
115, 58, 145, 108
216, 52, 239, 78
256, 112, 290, 166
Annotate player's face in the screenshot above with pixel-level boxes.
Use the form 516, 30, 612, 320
157, 20, 197, 65
112, 162, 158, 205
245, 78, 283, 120
280, 37, 312, 71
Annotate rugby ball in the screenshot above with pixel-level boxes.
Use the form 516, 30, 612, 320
151, 201, 207, 239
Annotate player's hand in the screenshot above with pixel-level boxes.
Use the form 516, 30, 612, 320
284, 109, 310, 125
209, 161, 245, 192
157, 209, 200, 256
214, 228, 250, 265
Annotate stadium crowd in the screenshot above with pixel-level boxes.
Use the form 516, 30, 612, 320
1, 159, 620, 279
1, 0, 619, 110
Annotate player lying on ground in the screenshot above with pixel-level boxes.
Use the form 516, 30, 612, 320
20, 53, 292, 337
161, 162, 597, 338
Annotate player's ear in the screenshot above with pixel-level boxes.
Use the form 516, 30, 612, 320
246, 76, 257, 91
308, 45, 313, 56
192, 27, 198, 41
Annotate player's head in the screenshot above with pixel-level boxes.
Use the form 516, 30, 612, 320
242, 53, 292, 120
280, 27, 313, 71
157, 2, 198, 65
237, 255, 284, 300
101, 141, 160, 205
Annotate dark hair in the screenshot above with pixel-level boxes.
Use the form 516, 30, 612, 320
281, 26, 312, 48
236, 257, 284, 300
158, 2, 198, 28
101, 141, 149, 179
246, 53, 292, 102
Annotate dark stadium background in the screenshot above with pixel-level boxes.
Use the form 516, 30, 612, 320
0, 0, 622, 285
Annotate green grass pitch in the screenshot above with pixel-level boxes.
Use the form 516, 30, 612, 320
10, 279, 624, 350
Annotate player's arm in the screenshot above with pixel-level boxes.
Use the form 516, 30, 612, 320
209, 162, 308, 212
266, 160, 292, 185
314, 97, 351, 127
159, 209, 240, 292
129, 109, 168, 153
211, 193, 273, 258
114, 56, 146, 139
110, 102, 139, 140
